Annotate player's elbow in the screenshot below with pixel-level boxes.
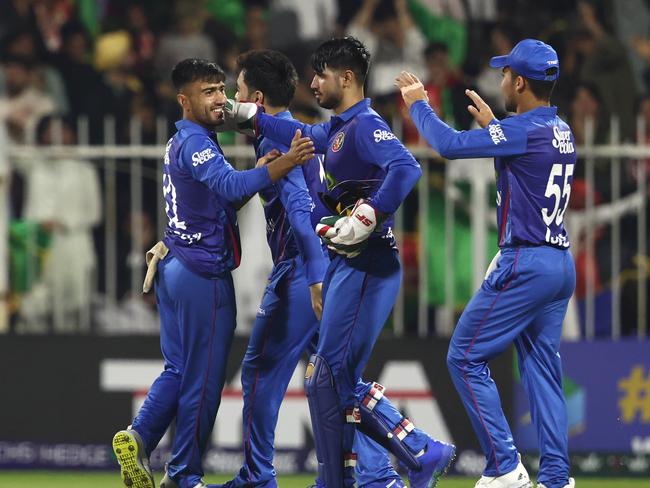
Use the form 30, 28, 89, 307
436, 142, 457, 160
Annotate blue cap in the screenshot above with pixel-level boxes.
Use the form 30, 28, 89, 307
489, 39, 559, 81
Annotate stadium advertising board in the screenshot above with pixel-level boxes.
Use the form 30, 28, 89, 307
514, 340, 650, 476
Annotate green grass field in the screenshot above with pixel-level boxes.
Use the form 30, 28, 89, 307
0, 473, 648, 488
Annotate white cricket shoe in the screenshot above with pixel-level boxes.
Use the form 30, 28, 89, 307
537, 478, 575, 488
474, 459, 533, 488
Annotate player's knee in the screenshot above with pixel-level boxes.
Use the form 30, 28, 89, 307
446, 345, 466, 373
304, 354, 333, 395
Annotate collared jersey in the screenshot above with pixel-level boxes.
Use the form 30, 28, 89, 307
410, 102, 577, 248
162, 119, 271, 277
257, 99, 422, 248
255, 110, 328, 285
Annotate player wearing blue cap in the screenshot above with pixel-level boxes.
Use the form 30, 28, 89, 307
224, 38, 455, 488
396, 39, 576, 488
111, 58, 315, 488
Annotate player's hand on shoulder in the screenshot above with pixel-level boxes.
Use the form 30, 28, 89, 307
284, 129, 315, 166
394, 71, 429, 109
256, 149, 281, 168
465, 89, 496, 128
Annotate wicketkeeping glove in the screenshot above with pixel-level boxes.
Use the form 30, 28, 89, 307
220, 99, 259, 136
142, 241, 169, 293
315, 199, 382, 258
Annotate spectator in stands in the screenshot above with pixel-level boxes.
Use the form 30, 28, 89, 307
155, 5, 216, 81
347, 0, 426, 97
0, 27, 69, 114
474, 24, 517, 118
269, 0, 337, 48
18, 115, 102, 333
570, 82, 610, 148
124, 4, 157, 81
398, 41, 472, 145
243, 3, 270, 50
574, 0, 637, 140
52, 21, 116, 142
0, 55, 56, 143
568, 82, 610, 209
94, 30, 143, 125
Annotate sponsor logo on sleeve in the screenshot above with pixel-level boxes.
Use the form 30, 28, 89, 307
192, 147, 216, 166
488, 124, 507, 145
373, 128, 396, 143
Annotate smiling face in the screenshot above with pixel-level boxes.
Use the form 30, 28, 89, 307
310, 66, 344, 110
177, 79, 227, 128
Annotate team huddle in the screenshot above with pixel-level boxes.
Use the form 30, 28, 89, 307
111, 36, 577, 488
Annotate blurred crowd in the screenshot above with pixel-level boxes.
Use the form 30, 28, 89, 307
1, 0, 649, 336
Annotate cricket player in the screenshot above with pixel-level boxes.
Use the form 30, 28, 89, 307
111, 58, 315, 488
396, 39, 577, 488
225, 37, 455, 488
221, 48, 443, 488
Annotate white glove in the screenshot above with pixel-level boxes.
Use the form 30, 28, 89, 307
220, 99, 259, 136
316, 199, 381, 257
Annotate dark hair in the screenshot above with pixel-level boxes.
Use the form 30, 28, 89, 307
236, 49, 297, 107
311, 36, 370, 85
1, 53, 35, 69
36, 114, 76, 144
60, 20, 89, 47
573, 81, 603, 106
511, 68, 557, 101
171, 58, 225, 91
372, 0, 397, 23
424, 41, 449, 59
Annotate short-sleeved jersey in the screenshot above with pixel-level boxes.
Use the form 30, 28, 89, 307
257, 99, 422, 249
162, 119, 271, 278
410, 102, 577, 249
255, 111, 328, 285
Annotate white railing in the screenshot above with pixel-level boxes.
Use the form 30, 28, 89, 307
2, 116, 648, 339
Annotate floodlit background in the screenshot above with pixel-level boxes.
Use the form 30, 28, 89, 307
0, 0, 648, 485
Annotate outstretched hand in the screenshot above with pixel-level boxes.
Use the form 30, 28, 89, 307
394, 71, 429, 109
465, 89, 496, 128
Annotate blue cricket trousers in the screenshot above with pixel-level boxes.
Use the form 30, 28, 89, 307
236, 256, 405, 488
447, 246, 575, 488
317, 243, 430, 472
132, 254, 237, 488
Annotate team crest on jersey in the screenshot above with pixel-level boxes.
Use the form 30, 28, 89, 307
331, 131, 345, 152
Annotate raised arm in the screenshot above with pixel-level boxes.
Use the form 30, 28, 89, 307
396, 71, 527, 159
256, 112, 331, 154
223, 100, 331, 154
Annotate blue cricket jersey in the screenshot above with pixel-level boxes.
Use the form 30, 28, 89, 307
410, 101, 577, 249
255, 111, 328, 285
162, 119, 272, 278
256, 99, 422, 248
